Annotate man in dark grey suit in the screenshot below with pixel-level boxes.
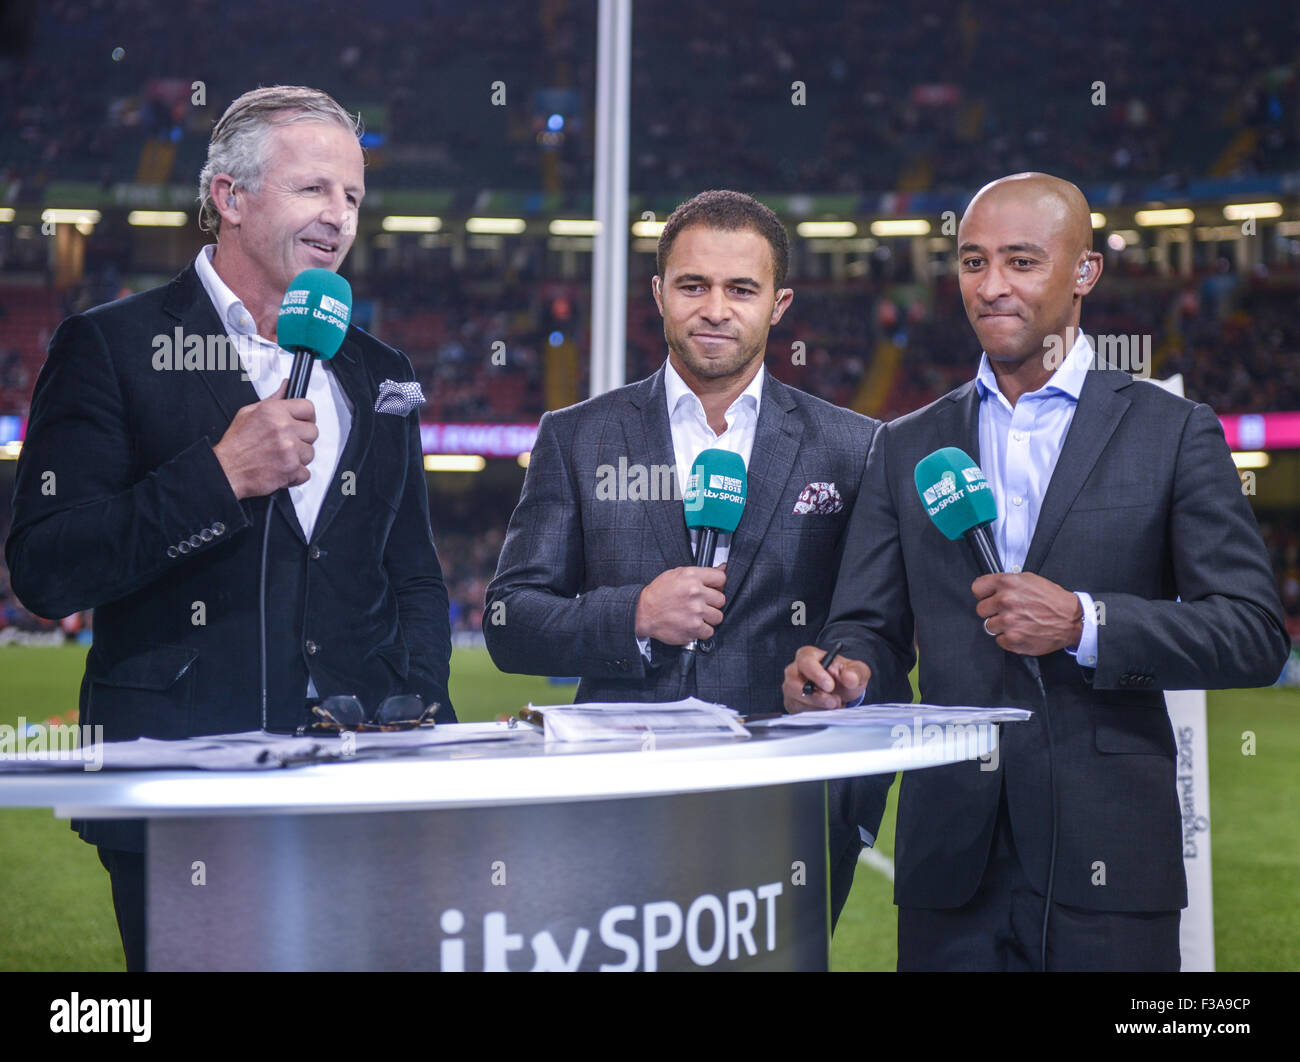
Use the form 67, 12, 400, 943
784, 173, 1289, 970
485, 190, 890, 927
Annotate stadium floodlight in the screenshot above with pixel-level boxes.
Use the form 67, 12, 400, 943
0, 208, 14, 222
1090, 213, 1106, 229
1222, 202, 1283, 221
1, 441, 21, 459
796, 221, 858, 238
1135, 208, 1195, 226
870, 219, 930, 237
630, 219, 665, 237
382, 216, 443, 232
517, 452, 531, 469
127, 211, 188, 227
1231, 451, 1270, 470
424, 455, 487, 472
549, 219, 602, 236
466, 217, 526, 234
41, 209, 101, 226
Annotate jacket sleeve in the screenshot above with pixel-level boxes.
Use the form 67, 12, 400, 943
382, 394, 453, 718
1090, 402, 1290, 690
483, 411, 651, 679
818, 422, 917, 703
5, 312, 250, 619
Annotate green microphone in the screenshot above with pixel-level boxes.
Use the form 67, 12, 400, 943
684, 448, 747, 567
913, 446, 1000, 573
915, 446, 1046, 687
276, 268, 352, 399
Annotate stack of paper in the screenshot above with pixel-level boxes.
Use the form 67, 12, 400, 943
526, 697, 749, 743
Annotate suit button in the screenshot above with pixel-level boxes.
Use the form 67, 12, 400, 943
305, 640, 318, 655
166, 546, 179, 558
212, 522, 226, 535
699, 637, 715, 653
189, 534, 203, 548
309, 545, 322, 560
200, 528, 214, 542
178, 541, 191, 554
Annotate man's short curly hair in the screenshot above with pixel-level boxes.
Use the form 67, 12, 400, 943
656, 190, 790, 288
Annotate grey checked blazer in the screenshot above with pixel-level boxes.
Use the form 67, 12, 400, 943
484, 365, 893, 846
485, 365, 875, 710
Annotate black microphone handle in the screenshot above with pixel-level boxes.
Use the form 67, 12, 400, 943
964, 522, 1002, 576
694, 527, 719, 567
965, 522, 1044, 686
286, 348, 316, 400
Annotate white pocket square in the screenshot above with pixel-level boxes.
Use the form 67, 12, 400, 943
374, 379, 427, 416
792, 482, 843, 515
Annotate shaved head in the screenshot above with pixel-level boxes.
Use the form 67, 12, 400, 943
964, 172, 1093, 258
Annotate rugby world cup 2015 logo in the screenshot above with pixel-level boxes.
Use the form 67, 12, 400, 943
922, 470, 957, 506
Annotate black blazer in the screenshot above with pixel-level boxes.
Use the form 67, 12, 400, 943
821, 369, 1289, 912
7, 263, 453, 848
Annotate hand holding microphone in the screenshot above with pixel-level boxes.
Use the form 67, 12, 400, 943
213, 379, 318, 499
634, 448, 746, 648
213, 268, 352, 500
913, 447, 1080, 667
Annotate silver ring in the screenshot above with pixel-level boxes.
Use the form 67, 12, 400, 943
983, 618, 996, 637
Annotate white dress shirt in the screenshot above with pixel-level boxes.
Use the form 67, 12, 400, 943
194, 244, 352, 542
196, 246, 355, 700
636, 358, 764, 658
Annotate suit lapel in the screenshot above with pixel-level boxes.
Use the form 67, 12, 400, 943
943, 380, 982, 467
163, 265, 307, 541
1023, 370, 1131, 573
723, 372, 802, 599
626, 367, 694, 567
307, 335, 376, 544
161, 264, 260, 424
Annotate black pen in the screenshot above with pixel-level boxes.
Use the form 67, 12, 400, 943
802, 641, 844, 696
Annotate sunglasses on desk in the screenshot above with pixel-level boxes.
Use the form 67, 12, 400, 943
299, 693, 439, 735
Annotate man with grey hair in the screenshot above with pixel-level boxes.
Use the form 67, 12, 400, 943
7, 85, 454, 970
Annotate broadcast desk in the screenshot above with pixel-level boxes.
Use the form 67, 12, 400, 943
0, 718, 1000, 971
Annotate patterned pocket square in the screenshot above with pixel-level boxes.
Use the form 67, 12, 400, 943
374, 379, 427, 416
792, 481, 843, 515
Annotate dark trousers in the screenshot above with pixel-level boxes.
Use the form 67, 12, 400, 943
897, 796, 1181, 972
96, 846, 147, 972
829, 834, 863, 932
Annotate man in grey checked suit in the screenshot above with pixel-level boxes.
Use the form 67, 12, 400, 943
784, 173, 1289, 969
485, 190, 890, 928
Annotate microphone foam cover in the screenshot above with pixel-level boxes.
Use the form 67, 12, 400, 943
914, 446, 998, 540
276, 268, 352, 360
684, 448, 747, 532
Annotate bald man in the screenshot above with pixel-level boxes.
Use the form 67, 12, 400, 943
782, 173, 1288, 970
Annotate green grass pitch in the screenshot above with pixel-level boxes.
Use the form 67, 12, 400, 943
0, 644, 1294, 970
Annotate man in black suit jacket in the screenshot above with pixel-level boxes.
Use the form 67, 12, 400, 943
784, 173, 1289, 970
485, 190, 890, 928
6, 86, 453, 969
